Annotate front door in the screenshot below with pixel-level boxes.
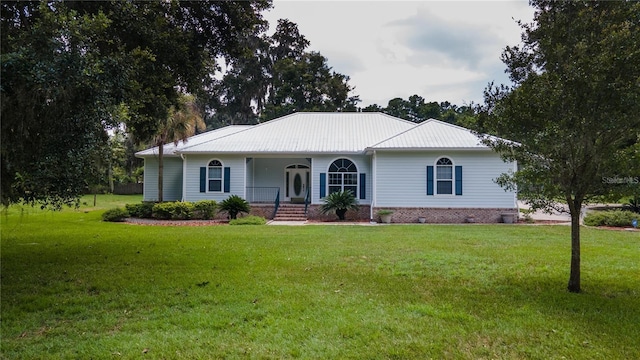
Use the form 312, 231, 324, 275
285, 165, 310, 202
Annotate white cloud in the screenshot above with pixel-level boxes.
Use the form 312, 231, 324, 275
388, 8, 497, 69
263, 1, 534, 107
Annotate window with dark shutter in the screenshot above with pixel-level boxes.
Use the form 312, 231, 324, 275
207, 160, 223, 192
328, 158, 358, 196
436, 157, 453, 195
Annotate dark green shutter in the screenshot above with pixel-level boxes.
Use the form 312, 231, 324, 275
223, 167, 230, 193
455, 166, 462, 195
359, 173, 366, 199
200, 167, 206, 192
426, 166, 434, 195
320, 173, 326, 198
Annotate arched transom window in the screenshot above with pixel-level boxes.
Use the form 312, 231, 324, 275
328, 158, 358, 195
436, 157, 453, 195
207, 160, 223, 192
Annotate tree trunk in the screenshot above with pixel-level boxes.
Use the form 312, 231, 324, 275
567, 198, 582, 293
336, 208, 347, 220
158, 142, 164, 202
108, 160, 114, 193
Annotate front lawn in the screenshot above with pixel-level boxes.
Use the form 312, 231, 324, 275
1, 195, 638, 359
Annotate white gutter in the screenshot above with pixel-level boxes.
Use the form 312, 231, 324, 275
513, 159, 519, 210
180, 154, 187, 202
243, 157, 247, 200
364, 147, 490, 154
371, 150, 377, 222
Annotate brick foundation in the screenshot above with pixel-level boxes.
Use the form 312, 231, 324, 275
247, 203, 517, 224
249, 204, 276, 219
306, 204, 371, 222
209, 204, 275, 220
372, 207, 518, 224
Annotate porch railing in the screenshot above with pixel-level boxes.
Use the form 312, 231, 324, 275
272, 188, 280, 219
246, 187, 280, 203
304, 186, 311, 215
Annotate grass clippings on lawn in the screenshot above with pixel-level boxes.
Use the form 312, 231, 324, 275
1, 195, 639, 359
125, 218, 227, 226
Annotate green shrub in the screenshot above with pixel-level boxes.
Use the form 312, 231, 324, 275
219, 195, 250, 220
623, 196, 640, 214
584, 210, 637, 227
229, 215, 266, 225
102, 207, 129, 222
192, 200, 217, 220
125, 202, 155, 218
152, 202, 194, 220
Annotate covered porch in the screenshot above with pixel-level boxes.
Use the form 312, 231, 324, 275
243, 157, 311, 220
242, 156, 372, 221
244, 157, 312, 204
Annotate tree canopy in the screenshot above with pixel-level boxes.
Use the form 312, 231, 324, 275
2, 0, 485, 208
154, 94, 205, 202
209, 19, 360, 126
1, 0, 270, 208
478, 0, 640, 292
362, 95, 476, 126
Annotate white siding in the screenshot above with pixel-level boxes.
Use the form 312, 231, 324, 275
142, 157, 183, 202
311, 155, 372, 205
251, 158, 310, 187
374, 151, 516, 208
183, 154, 246, 202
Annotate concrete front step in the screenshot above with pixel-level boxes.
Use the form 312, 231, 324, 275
275, 212, 306, 216
273, 217, 307, 221
274, 214, 307, 220
274, 211, 305, 214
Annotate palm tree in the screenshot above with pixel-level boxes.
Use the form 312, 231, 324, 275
155, 94, 205, 202
219, 194, 251, 220
320, 190, 359, 220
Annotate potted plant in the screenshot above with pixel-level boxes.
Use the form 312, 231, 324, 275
377, 209, 393, 224
501, 213, 516, 224
418, 216, 426, 223
320, 190, 359, 220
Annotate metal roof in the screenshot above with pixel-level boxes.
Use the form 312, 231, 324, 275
135, 125, 252, 157
367, 119, 488, 150
178, 112, 416, 154
136, 113, 494, 156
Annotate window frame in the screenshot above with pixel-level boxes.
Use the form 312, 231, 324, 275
207, 159, 223, 193
327, 158, 359, 196
435, 157, 454, 196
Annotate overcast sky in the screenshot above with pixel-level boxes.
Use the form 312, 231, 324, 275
263, 1, 535, 107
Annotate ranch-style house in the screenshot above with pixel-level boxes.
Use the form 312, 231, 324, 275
136, 112, 518, 223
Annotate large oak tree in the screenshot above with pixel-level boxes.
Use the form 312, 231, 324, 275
1, 1, 270, 208
210, 19, 359, 126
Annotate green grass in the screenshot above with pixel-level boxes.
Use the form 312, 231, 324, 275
1, 195, 639, 359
